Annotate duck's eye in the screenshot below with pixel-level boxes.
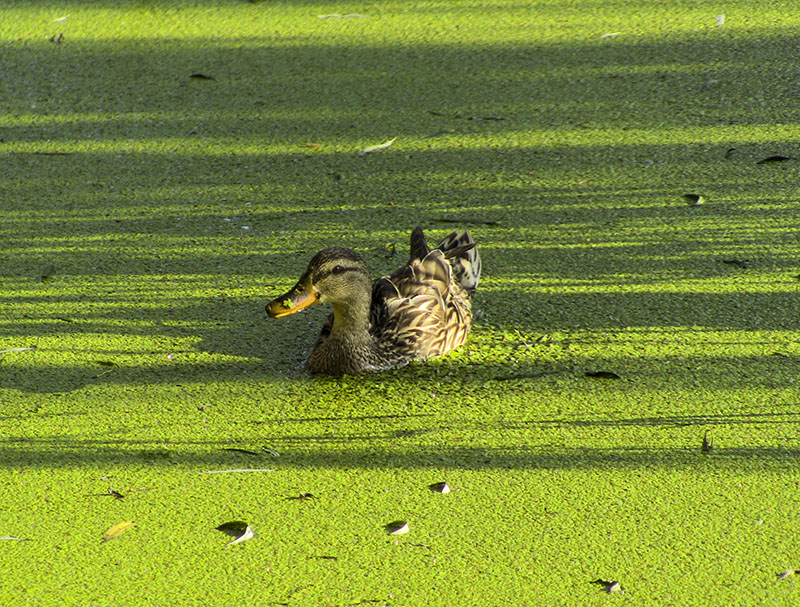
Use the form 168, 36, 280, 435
332, 265, 346, 275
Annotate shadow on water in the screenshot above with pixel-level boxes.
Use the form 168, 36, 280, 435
1, 419, 799, 472
2, 22, 799, 474
1, 346, 797, 395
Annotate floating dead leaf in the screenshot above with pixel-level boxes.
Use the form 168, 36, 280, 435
199, 468, 274, 474
683, 193, 704, 206
52, 16, 68, 23
435, 217, 501, 226
428, 110, 505, 121
384, 520, 409, 535
715, 14, 725, 26
721, 258, 749, 269
0, 535, 31, 541
0, 346, 36, 354
428, 482, 451, 494
216, 521, 255, 545
358, 137, 396, 156
286, 492, 316, 501
777, 569, 800, 580
40, 264, 55, 282
92, 359, 118, 379
382, 242, 397, 259
600, 32, 621, 38
305, 142, 321, 149
88, 488, 125, 500
102, 520, 134, 543
701, 430, 714, 453
494, 371, 562, 381
585, 371, 621, 379
591, 579, 624, 594
757, 155, 793, 164
222, 447, 262, 456
317, 13, 366, 19
189, 73, 215, 80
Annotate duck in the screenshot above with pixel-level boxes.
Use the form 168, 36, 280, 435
266, 226, 481, 375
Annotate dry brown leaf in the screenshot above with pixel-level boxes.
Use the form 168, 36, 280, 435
701, 430, 714, 453
585, 370, 621, 379
757, 155, 793, 165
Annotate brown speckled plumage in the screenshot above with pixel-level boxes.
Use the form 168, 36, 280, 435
266, 227, 481, 375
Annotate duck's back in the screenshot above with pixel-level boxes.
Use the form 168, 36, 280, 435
370, 228, 480, 361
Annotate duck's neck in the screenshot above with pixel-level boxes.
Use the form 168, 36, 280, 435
330, 288, 372, 338
308, 287, 380, 375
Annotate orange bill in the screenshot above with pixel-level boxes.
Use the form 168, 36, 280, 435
266, 281, 319, 318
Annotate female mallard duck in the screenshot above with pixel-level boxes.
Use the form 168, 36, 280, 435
266, 227, 481, 375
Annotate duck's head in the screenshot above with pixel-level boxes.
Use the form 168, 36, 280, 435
266, 247, 371, 318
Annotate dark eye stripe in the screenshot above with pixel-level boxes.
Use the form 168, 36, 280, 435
312, 266, 360, 283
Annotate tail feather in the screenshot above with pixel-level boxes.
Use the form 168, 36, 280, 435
408, 226, 431, 262
436, 230, 481, 294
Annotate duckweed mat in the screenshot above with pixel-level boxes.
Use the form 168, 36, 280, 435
1, 1, 799, 605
